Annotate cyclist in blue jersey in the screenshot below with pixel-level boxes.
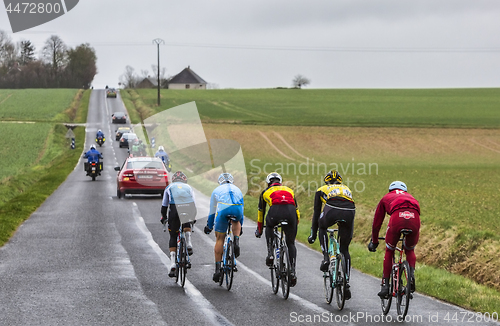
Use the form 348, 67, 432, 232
204, 173, 244, 283
161, 171, 197, 277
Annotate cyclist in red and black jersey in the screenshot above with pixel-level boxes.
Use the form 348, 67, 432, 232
308, 170, 355, 300
255, 172, 300, 286
368, 181, 421, 298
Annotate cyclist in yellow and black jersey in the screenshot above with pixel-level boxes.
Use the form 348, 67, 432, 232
255, 172, 300, 287
308, 170, 355, 300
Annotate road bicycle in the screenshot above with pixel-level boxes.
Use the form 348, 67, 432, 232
163, 213, 192, 287
218, 215, 238, 291
323, 222, 348, 310
270, 221, 291, 299
379, 229, 413, 319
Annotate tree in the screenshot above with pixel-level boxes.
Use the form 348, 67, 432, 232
292, 74, 311, 88
0, 30, 16, 70
42, 35, 67, 72
19, 40, 36, 65
120, 65, 138, 88
66, 43, 97, 89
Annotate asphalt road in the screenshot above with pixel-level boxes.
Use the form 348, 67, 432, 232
0, 90, 498, 326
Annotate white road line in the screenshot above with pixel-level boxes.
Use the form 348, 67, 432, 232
131, 203, 234, 326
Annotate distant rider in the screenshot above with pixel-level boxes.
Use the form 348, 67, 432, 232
204, 173, 244, 283
368, 181, 421, 298
255, 172, 300, 287
83, 144, 103, 175
96, 129, 105, 140
161, 171, 197, 277
308, 170, 355, 300
155, 146, 171, 171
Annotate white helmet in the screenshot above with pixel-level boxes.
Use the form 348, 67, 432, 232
266, 172, 282, 185
158, 146, 164, 151
90, 144, 96, 150
218, 173, 234, 185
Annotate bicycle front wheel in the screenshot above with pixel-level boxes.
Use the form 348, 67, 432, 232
381, 270, 394, 315
270, 239, 279, 294
225, 239, 235, 291
397, 261, 411, 319
179, 238, 187, 287
324, 269, 334, 304
280, 244, 291, 300
335, 253, 347, 310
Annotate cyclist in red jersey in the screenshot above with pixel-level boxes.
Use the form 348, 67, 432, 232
368, 181, 420, 298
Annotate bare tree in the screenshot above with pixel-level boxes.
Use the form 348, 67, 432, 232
0, 30, 16, 69
120, 65, 138, 88
42, 35, 67, 72
292, 74, 311, 88
19, 40, 36, 65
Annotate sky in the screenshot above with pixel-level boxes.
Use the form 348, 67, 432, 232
1, 0, 500, 89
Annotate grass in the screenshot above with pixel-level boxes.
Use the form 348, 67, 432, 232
130, 88, 500, 128
0, 90, 88, 247
0, 89, 80, 121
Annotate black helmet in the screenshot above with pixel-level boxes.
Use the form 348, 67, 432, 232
266, 172, 282, 186
324, 170, 342, 184
172, 171, 188, 183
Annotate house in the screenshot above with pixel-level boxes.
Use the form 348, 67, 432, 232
136, 76, 158, 88
168, 66, 207, 89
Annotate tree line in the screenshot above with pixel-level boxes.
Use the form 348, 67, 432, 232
0, 30, 97, 89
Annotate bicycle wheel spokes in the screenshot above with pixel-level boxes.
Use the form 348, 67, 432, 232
324, 269, 334, 304
226, 239, 234, 291
280, 244, 291, 300
397, 261, 411, 319
381, 272, 393, 315
335, 253, 347, 310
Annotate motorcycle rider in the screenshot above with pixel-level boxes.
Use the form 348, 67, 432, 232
96, 129, 105, 143
83, 144, 103, 175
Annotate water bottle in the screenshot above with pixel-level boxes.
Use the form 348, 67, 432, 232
275, 247, 280, 259
330, 254, 335, 268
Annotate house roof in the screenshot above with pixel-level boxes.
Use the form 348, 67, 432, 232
169, 66, 207, 84
138, 77, 158, 87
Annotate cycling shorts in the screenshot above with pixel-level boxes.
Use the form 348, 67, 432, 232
214, 203, 244, 233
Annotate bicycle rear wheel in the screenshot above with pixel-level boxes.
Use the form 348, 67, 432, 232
397, 261, 411, 319
381, 270, 394, 315
280, 244, 291, 300
218, 241, 226, 286
324, 269, 334, 304
225, 239, 235, 290
270, 238, 279, 294
179, 238, 187, 287
335, 253, 347, 310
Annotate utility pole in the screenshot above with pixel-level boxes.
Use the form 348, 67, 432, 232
152, 38, 165, 106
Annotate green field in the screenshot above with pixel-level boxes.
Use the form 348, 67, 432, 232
0, 89, 87, 245
123, 88, 500, 128
0, 89, 79, 121
123, 88, 500, 312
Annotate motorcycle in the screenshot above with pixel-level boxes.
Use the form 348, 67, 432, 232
161, 157, 172, 172
96, 136, 105, 147
84, 160, 103, 181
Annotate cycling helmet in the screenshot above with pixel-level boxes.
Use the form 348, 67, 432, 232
266, 172, 282, 185
158, 146, 165, 151
389, 181, 407, 192
172, 171, 188, 183
218, 173, 234, 185
90, 144, 96, 150
324, 170, 342, 184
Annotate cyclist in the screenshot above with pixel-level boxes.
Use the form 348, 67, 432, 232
160, 171, 197, 277
203, 173, 244, 283
155, 146, 171, 171
368, 181, 421, 298
308, 170, 355, 300
255, 172, 300, 287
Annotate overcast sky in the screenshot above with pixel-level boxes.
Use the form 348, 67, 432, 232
1, 0, 500, 89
